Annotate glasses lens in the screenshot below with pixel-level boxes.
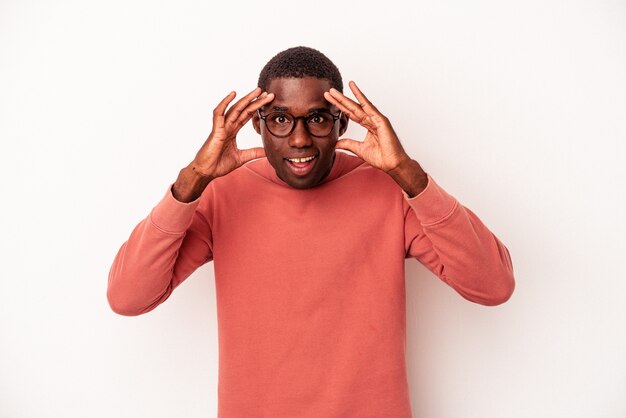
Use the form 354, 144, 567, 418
306, 112, 335, 136
265, 112, 294, 136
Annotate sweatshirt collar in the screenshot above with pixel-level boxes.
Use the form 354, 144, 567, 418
245, 150, 364, 189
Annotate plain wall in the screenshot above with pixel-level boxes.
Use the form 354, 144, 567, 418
1, 0, 624, 417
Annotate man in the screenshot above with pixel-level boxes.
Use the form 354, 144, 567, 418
108, 46, 515, 417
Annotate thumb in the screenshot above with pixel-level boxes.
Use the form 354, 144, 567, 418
335, 138, 362, 156
238, 147, 266, 164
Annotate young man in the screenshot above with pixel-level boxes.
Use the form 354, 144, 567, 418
108, 46, 515, 417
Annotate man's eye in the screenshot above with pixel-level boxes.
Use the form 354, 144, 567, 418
309, 114, 325, 124
272, 115, 291, 124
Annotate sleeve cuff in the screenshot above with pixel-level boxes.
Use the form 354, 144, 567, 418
148, 184, 201, 234
402, 173, 459, 226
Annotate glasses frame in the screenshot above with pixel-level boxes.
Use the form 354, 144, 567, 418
257, 109, 342, 138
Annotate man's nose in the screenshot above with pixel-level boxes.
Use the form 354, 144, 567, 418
288, 119, 312, 148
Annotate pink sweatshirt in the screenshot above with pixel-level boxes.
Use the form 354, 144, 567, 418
108, 151, 515, 417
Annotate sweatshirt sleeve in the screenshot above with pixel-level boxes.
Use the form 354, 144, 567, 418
403, 174, 515, 306
107, 185, 214, 316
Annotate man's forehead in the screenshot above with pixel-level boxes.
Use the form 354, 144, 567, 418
263, 77, 335, 113
266, 77, 331, 97
268, 105, 331, 112
266, 76, 331, 89
264, 77, 336, 112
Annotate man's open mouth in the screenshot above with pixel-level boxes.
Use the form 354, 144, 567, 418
285, 154, 318, 176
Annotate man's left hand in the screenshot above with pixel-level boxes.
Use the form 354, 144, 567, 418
324, 81, 429, 197
324, 81, 410, 172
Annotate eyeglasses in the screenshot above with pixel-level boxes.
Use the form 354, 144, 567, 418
257, 109, 342, 138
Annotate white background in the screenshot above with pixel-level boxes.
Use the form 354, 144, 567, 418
1, 0, 624, 417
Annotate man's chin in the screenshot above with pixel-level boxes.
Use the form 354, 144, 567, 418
279, 172, 319, 189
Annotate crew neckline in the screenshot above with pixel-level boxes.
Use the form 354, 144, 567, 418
244, 151, 365, 189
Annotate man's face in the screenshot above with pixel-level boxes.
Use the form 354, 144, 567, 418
253, 77, 348, 189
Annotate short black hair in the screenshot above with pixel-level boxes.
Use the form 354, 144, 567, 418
258, 46, 343, 93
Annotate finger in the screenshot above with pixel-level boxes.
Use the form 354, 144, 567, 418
234, 92, 274, 127
334, 138, 363, 157
238, 146, 266, 164
224, 87, 263, 123
212, 91, 237, 130
324, 91, 375, 130
340, 83, 388, 128
325, 88, 368, 121
348, 81, 380, 114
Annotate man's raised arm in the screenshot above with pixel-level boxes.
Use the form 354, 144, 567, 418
107, 88, 275, 315
324, 81, 514, 305
400, 172, 514, 305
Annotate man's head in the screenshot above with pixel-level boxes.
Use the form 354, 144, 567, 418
253, 47, 349, 189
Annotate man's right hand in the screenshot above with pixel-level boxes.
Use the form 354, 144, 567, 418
172, 87, 275, 202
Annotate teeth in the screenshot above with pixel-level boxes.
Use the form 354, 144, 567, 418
288, 155, 316, 163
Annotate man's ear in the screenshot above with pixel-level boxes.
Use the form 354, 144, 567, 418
338, 113, 349, 136
252, 112, 261, 135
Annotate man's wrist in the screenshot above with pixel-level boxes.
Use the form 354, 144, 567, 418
387, 156, 429, 198
172, 165, 214, 203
